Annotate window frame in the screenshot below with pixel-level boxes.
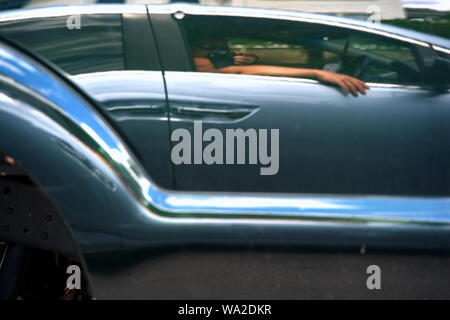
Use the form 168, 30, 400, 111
172, 13, 431, 88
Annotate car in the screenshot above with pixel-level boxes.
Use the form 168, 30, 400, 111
0, 4, 449, 300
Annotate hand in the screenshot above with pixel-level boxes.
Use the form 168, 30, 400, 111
314, 70, 369, 96
233, 51, 259, 65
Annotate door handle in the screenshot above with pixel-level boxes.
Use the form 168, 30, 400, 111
170, 103, 259, 123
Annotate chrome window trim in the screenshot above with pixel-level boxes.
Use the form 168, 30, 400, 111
433, 45, 450, 56
0, 4, 146, 22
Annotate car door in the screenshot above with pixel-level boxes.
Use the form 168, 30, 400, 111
153, 11, 449, 196
0, 7, 174, 189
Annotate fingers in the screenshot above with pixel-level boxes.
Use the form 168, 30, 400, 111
316, 70, 369, 96
337, 79, 351, 95
353, 78, 369, 95
341, 77, 369, 96
344, 79, 358, 96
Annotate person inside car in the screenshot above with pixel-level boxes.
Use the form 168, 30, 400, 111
191, 37, 369, 96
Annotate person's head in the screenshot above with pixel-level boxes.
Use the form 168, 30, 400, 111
191, 36, 229, 58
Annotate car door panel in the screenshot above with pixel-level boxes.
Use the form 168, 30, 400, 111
152, 11, 450, 196
165, 71, 443, 195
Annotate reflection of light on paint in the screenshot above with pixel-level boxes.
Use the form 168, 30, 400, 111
81, 123, 114, 156
0, 92, 15, 104
0, 48, 26, 75
80, 122, 151, 199
164, 196, 355, 211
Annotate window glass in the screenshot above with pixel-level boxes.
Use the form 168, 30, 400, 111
183, 15, 423, 85
0, 14, 124, 75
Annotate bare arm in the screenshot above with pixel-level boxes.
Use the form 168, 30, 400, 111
194, 58, 369, 96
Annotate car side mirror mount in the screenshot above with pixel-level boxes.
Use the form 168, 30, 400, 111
416, 45, 450, 90
430, 56, 450, 90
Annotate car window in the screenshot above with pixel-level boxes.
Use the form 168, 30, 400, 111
182, 15, 423, 85
0, 14, 125, 75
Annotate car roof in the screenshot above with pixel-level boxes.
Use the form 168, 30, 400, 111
0, 3, 448, 50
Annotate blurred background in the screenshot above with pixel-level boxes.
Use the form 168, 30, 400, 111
0, 0, 448, 38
